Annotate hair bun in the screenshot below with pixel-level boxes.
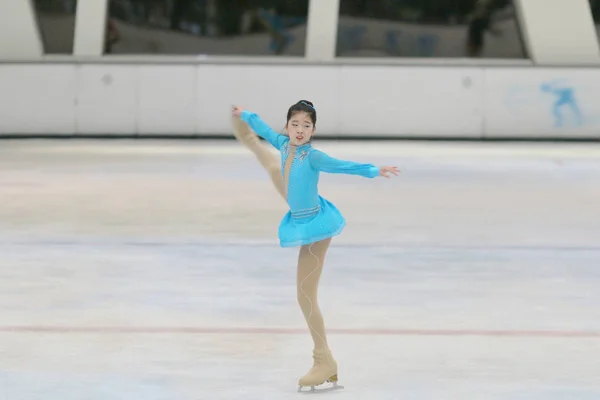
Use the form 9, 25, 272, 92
298, 100, 315, 108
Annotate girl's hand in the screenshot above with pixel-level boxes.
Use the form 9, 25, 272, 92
379, 166, 399, 178
232, 105, 244, 118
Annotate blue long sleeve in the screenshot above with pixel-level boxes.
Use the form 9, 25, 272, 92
240, 110, 287, 150
309, 150, 380, 178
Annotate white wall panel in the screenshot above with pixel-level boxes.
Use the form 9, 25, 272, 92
484, 68, 600, 138
0, 65, 76, 134
1, 63, 600, 139
73, 0, 109, 56
196, 65, 340, 135
75, 65, 138, 134
305, 0, 340, 61
515, 0, 600, 65
0, 0, 43, 59
137, 66, 197, 135
337, 66, 483, 136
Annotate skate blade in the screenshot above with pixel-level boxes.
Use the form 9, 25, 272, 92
298, 380, 344, 394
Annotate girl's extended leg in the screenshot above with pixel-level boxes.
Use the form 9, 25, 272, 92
231, 116, 285, 199
297, 238, 338, 387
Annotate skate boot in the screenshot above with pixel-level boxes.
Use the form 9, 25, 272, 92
297, 348, 344, 393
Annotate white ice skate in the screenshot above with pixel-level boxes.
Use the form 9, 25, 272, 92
297, 349, 345, 394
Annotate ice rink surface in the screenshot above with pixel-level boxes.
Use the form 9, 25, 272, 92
1, 139, 600, 399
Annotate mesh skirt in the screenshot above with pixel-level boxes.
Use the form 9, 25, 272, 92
278, 196, 346, 248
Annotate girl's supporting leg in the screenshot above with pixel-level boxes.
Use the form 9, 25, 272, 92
297, 238, 331, 350
231, 116, 285, 199
297, 238, 338, 387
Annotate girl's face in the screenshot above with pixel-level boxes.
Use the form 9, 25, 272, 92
286, 111, 315, 146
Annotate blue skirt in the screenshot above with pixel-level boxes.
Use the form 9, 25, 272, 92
278, 196, 346, 248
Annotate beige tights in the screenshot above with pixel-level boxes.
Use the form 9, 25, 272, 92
231, 116, 285, 200
297, 238, 332, 351
232, 117, 332, 351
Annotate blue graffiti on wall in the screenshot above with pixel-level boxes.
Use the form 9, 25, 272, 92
504, 79, 595, 129
540, 80, 583, 128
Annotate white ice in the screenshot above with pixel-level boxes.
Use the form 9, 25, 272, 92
1, 140, 600, 399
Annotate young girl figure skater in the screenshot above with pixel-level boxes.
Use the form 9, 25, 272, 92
231, 101, 399, 392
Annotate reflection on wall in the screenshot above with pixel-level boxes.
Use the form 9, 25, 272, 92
26, 0, 535, 58
336, 0, 527, 58
33, 0, 77, 54
105, 0, 309, 55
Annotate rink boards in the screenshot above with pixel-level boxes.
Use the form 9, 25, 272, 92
0, 63, 600, 139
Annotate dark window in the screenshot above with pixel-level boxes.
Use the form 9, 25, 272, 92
33, 0, 78, 54
336, 0, 527, 59
105, 0, 309, 56
590, 0, 600, 44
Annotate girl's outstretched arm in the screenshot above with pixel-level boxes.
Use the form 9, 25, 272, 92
237, 109, 288, 150
309, 149, 382, 178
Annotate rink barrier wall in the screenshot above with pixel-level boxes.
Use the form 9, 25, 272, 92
0, 63, 598, 139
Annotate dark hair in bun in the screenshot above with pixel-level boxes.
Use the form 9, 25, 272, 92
286, 100, 317, 126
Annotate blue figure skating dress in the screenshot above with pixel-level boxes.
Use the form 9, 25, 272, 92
241, 111, 380, 248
